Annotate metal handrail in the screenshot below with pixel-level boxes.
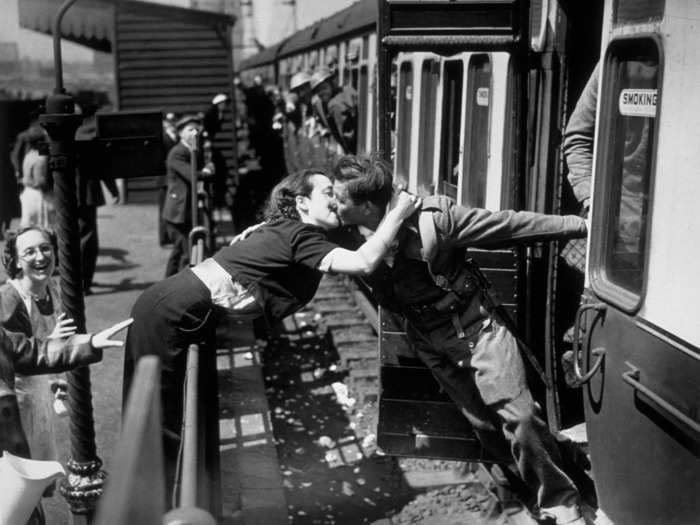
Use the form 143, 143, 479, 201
180, 343, 200, 508
95, 357, 165, 524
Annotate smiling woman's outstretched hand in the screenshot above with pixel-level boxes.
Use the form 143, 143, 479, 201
91, 318, 134, 349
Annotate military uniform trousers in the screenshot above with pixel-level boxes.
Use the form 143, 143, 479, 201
405, 312, 582, 524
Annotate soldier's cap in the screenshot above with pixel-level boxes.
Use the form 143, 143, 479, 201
212, 93, 229, 105
310, 68, 333, 90
290, 71, 311, 91
175, 114, 202, 131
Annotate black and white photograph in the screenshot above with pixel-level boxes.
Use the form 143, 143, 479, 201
0, 1, 697, 524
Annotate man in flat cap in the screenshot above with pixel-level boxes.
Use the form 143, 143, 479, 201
310, 68, 359, 154
162, 115, 212, 277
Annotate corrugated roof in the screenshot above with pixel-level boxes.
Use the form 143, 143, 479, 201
18, 0, 235, 53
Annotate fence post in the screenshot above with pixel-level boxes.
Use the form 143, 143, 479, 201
39, 1, 105, 522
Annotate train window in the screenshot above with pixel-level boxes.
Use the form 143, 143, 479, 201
613, 0, 664, 24
439, 60, 463, 200
396, 61, 413, 185
591, 38, 660, 309
362, 35, 369, 60
417, 59, 440, 196
358, 65, 369, 154
370, 63, 377, 150
461, 54, 491, 208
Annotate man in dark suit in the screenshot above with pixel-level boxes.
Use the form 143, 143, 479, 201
158, 113, 179, 246
162, 115, 211, 277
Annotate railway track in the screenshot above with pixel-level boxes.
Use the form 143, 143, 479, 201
262, 274, 524, 525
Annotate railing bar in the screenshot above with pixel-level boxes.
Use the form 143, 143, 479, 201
180, 343, 200, 507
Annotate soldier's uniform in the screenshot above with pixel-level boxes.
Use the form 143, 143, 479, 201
327, 85, 359, 154
364, 195, 588, 524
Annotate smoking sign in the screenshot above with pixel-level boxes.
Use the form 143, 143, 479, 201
619, 89, 657, 117
476, 87, 489, 107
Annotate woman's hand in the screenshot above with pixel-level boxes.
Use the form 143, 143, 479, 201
388, 189, 422, 221
91, 318, 134, 349
48, 313, 78, 340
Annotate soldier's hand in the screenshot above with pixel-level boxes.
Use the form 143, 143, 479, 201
388, 188, 421, 220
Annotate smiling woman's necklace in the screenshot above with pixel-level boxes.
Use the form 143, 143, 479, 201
12, 278, 52, 312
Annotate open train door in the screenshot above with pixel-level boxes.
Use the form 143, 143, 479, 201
576, 2, 700, 523
375, 0, 532, 461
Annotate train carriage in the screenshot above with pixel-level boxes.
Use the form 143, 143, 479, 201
233, 0, 700, 522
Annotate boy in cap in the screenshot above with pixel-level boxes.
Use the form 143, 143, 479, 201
162, 115, 212, 277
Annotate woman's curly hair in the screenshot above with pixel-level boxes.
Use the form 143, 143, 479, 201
263, 169, 327, 221
2, 226, 58, 279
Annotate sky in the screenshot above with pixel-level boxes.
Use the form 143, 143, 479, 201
1, 0, 357, 63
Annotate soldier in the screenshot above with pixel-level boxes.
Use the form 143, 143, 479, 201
331, 154, 591, 525
285, 71, 312, 132
310, 68, 359, 154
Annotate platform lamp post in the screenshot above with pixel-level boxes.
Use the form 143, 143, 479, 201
39, 0, 105, 522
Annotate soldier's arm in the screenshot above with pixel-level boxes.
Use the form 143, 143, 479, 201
562, 63, 599, 210
435, 198, 587, 249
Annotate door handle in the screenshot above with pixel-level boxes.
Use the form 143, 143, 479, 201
622, 364, 700, 439
571, 302, 607, 386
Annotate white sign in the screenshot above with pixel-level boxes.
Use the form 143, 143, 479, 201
476, 87, 489, 107
619, 89, 657, 117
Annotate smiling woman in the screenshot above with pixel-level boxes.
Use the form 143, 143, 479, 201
121, 168, 420, 502
1, 227, 76, 466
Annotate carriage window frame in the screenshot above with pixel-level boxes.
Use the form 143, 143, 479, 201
395, 60, 414, 185
439, 59, 464, 201
417, 58, 440, 196
589, 36, 662, 314
461, 54, 492, 208
358, 64, 369, 153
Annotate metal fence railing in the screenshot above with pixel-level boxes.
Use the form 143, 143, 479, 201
95, 356, 165, 524
97, 157, 219, 523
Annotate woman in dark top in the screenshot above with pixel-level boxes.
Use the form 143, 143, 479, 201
122, 169, 419, 500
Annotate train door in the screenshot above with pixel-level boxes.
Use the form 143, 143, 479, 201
376, 0, 531, 460
576, 3, 700, 523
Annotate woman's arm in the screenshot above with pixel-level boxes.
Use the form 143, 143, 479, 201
320, 191, 420, 275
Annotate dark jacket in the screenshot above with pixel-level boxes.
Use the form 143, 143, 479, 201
162, 142, 200, 225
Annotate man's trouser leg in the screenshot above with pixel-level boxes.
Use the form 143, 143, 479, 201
164, 222, 189, 278
407, 318, 581, 524
78, 204, 98, 290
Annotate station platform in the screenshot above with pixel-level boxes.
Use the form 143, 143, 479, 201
216, 321, 287, 525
